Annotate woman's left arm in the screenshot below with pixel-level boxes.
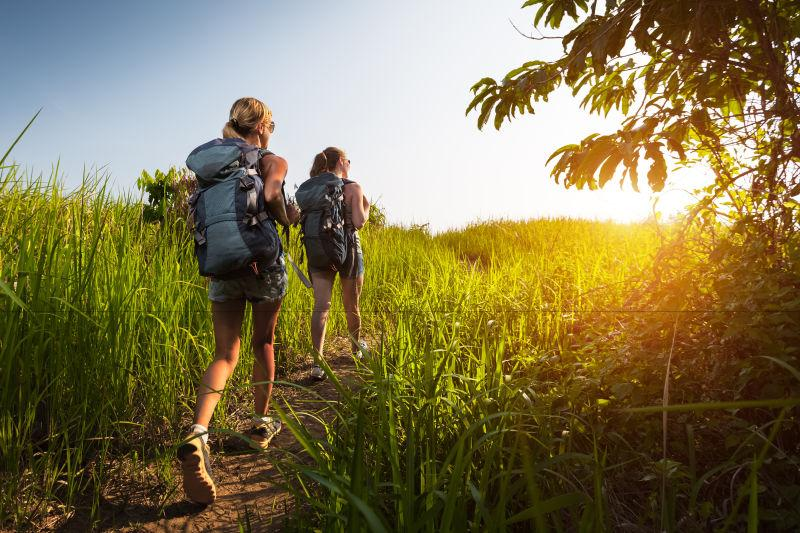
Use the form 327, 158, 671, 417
261, 154, 300, 226
349, 182, 370, 229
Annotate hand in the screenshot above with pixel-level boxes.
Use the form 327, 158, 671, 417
286, 202, 301, 225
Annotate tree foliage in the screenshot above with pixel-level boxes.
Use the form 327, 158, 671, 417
469, 0, 800, 245
136, 166, 195, 224
469, 6, 800, 527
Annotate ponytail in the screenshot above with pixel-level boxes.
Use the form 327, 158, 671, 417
222, 97, 271, 140
309, 146, 346, 177
222, 120, 243, 139
310, 151, 328, 177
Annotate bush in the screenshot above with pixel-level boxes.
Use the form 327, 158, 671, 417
136, 166, 196, 224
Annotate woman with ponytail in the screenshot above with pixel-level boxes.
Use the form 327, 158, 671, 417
178, 97, 300, 505
301, 147, 370, 381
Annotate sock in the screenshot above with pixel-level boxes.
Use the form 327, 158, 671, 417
252, 414, 272, 425
190, 423, 209, 444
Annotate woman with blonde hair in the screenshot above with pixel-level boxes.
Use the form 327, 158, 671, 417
178, 97, 299, 505
296, 147, 369, 381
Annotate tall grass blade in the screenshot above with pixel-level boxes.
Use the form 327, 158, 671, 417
0, 109, 41, 168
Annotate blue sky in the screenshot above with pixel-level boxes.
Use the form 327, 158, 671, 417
1, 0, 697, 231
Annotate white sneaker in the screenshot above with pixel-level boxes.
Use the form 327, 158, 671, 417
245, 417, 282, 450
309, 365, 326, 381
355, 340, 369, 360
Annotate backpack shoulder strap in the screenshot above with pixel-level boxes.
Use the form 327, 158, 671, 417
240, 146, 271, 174
233, 144, 277, 225
252, 149, 275, 177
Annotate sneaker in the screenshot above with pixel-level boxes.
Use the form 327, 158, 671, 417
355, 340, 369, 360
309, 364, 326, 381
177, 433, 216, 505
245, 417, 283, 450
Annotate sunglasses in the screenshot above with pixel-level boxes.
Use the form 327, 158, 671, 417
268, 121, 275, 133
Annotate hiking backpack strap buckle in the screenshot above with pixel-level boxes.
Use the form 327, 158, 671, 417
237, 174, 260, 225
244, 189, 259, 225
239, 174, 255, 190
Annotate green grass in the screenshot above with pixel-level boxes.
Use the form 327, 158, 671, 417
1, 153, 798, 531
275, 219, 662, 531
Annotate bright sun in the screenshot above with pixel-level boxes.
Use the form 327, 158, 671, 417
578, 165, 712, 223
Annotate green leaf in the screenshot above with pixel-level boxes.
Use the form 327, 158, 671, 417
304, 470, 390, 533
469, 77, 496, 93
0, 279, 27, 312
466, 85, 497, 116
507, 493, 588, 524
623, 398, 800, 414
644, 142, 667, 191
477, 94, 500, 130
546, 143, 579, 165
0, 109, 41, 168
598, 150, 623, 187
532, 2, 550, 27
626, 156, 639, 192
761, 356, 800, 384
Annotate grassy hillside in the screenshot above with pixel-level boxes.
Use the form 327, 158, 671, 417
0, 162, 797, 531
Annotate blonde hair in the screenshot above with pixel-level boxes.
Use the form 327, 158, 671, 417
310, 147, 346, 177
222, 97, 272, 140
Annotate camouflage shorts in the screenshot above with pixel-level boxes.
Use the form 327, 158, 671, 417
208, 257, 288, 304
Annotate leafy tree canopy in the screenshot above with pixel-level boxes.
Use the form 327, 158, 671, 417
469, 0, 799, 238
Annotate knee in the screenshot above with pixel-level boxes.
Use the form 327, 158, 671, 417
214, 350, 239, 370
251, 335, 275, 352
313, 300, 332, 315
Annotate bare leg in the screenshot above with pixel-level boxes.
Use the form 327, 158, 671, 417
341, 275, 364, 353
310, 271, 336, 357
251, 298, 281, 416
194, 300, 246, 428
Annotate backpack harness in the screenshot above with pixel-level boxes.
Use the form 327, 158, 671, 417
295, 173, 353, 271
186, 138, 282, 279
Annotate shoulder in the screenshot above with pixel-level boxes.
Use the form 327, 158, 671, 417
260, 153, 288, 173
343, 180, 362, 193
343, 181, 363, 204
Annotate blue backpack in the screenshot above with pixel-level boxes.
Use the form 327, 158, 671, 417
295, 172, 349, 270
186, 138, 282, 279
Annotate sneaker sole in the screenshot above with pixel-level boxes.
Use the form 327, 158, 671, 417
247, 426, 282, 450
177, 441, 216, 505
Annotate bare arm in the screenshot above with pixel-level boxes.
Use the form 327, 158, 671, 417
260, 154, 300, 226
347, 182, 370, 229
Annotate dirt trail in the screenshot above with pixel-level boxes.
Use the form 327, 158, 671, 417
56, 342, 359, 532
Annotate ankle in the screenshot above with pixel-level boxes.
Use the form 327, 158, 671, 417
251, 414, 273, 425
190, 423, 209, 444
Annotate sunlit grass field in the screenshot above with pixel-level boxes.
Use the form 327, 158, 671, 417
1, 159, 797, 531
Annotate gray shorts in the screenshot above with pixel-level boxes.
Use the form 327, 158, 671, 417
208, 257, 288, 303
